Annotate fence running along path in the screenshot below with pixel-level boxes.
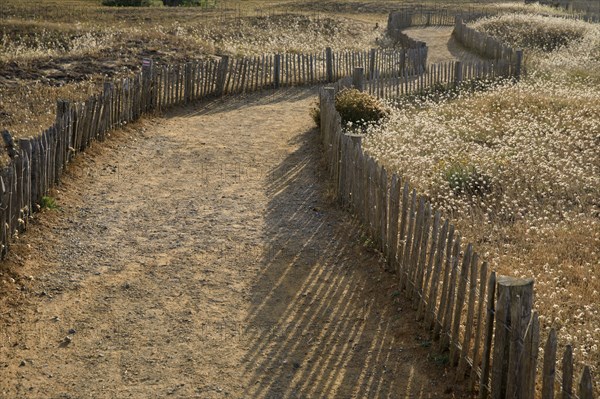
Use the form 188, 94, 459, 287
318, 12, 596, 399
363, 17, 522, 100
320, 72, 596, 398
0, 41, 428, 261
0, 7, 595, 398
363, 58, 517, 99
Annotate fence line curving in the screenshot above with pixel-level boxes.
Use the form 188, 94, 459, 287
0, 7, 594, 398
319, 72, 596, 398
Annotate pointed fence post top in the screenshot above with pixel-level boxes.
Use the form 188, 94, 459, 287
2, 130, 17, 159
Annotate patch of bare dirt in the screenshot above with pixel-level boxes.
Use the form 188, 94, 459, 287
0, 88, 469, 398
404, 26, 489, 64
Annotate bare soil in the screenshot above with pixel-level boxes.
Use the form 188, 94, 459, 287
404, 26, 488, 64
0, 87, 469, 398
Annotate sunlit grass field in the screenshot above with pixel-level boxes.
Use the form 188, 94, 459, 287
363, 11, 600, 385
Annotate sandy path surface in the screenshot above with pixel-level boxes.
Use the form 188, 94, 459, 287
404, 27, 488, 64
0, 88, 468, 398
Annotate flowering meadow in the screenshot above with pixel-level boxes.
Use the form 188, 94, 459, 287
363, 12, 600, 383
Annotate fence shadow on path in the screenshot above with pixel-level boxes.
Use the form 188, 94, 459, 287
238, 123, 469, 398
446, 35, 491, 63
162, 87, 319, 120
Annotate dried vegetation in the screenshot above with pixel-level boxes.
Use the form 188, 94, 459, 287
363, 11, 600, 382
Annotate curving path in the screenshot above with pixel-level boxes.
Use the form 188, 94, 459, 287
404, 26, 488, 64
0, 87, 469, 398
0, 26, 483, 398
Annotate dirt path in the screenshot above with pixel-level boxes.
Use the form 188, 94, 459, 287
0, 88, 468, 398
404, 27, 488, 64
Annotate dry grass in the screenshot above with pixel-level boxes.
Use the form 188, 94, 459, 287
363, 11, 600, 389
0, 0, 391, 139
2, 0, 598, 390
0, 0, 561, 138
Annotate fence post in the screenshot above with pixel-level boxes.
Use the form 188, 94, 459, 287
323, 87, 335, 103
325, 47, 333, 83
515, 49, 523, 80
369, 48, 376, 79
274, 54, 281, 88
99, 85, 111, 142
454, 61, 463, 88
562, 345, 574, 399
184, 62, 192, 103
490, 276, 534, 399
216, 55, 229, 96
353, 67, 365, 92
1, 130, 17, 159
542, 329, 557, 399
455, 16, 463, 29
579, 366, 593, 399
321, 87, 335, 122
142, 58, 153, 111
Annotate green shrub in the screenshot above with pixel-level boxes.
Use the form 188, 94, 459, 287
443, 162, 492, 197
40, 196, 59, 210
309, 89, 388, 129
162, 0, 213, 5
335, 89, 389, 128
102, 0, 152, 6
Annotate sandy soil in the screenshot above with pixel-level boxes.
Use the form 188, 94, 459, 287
404, 27, 488, 64
0, 87, 469, 398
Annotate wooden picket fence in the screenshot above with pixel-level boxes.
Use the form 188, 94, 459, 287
316, 10, 596, 399
387, 8, 495, 32
2, 7, 595, 397
362, 58, 517, 99
387, 12, 523, 81
319, 77, 597, 398
453, 18, 520, 65
0, 41, 430, 259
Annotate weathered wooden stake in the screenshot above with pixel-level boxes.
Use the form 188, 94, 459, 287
216, 55, 229, 96
2, 130, 17, 159
454, 61, 463, 88
274, 54, 281, 88
325, 47, 333, 82
369, 48, 376, 79
141, 57, 153, 111
579, 366, 594, 399
353, 67, 365, 92
515, 49, 523, 80
490, 276, 534, 399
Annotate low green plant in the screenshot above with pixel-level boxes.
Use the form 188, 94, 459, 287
443, 162, 492, 197
40, 195, 59, 210
101, 0, 153, 6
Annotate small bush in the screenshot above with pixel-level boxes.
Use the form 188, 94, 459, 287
443, 162, 492, 197
334, 89, 388, 128
162, 0, 212, 5
102, 0, 152, 6
40, 196, 59, 210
